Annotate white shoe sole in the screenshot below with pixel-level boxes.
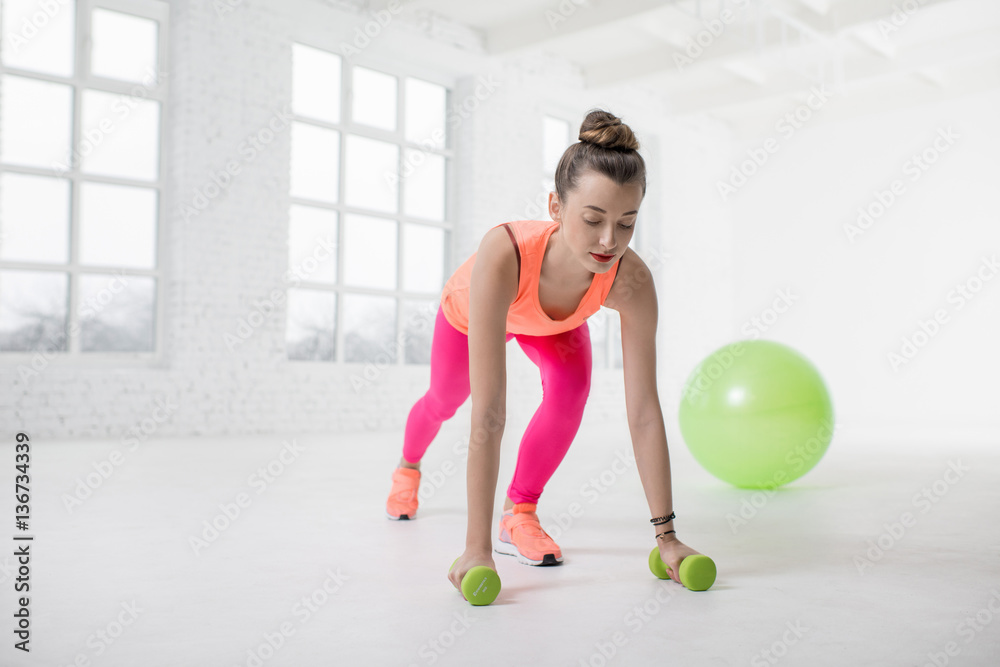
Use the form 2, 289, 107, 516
385, 510, 415, 520
494, 539, 562, 566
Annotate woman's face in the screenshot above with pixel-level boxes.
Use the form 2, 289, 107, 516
549, 170, 643, 273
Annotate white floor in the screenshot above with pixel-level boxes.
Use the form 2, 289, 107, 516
2, 416, 998, 667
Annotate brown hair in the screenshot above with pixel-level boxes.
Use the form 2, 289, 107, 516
554, 108, 646, 206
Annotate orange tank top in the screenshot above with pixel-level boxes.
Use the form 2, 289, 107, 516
440, 219, 620, 336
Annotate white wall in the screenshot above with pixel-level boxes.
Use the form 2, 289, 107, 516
723, 86, 1000, 445
2, 0, 733, 441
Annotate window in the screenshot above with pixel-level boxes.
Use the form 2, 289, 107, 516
0, 0, 167, 356
287, 43, 452, 365
542, 114, 623, 369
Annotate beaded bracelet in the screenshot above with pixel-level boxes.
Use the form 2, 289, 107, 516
655, 530, 676, 540
650, 512, 675, 526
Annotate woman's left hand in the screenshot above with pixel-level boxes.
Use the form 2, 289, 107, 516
656, 535, 702, 585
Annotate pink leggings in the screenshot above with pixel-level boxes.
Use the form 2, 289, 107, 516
402, 304, 592, 504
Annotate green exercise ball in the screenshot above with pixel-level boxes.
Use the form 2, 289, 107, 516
678, 340, 834, 489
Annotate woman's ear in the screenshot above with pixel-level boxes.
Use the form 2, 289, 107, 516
548, 191, 563, 222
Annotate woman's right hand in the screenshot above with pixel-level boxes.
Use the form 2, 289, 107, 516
448, 549, 497, 599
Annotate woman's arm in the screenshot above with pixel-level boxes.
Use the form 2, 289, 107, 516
605, 249, 701, 583
448, 226, 518, 593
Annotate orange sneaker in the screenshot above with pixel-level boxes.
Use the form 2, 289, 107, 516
494, 502, 563, 565
386, 467, 420, 520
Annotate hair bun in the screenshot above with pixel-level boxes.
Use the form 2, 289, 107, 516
578, 108, 639, 151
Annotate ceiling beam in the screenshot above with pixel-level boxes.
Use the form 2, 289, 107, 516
662, 27, 1000, 115
485, 0, 675, 54
584, 0, 959, 88
716, 55, 1000, 139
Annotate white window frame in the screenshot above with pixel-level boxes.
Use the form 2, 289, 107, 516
541, 108, 625, 370
288, 41, 456, 365
0, 0, 169, 366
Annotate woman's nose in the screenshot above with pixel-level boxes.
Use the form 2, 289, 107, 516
600, 228, 616, 251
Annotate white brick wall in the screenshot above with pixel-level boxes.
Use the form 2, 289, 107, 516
0, 0, 734, 442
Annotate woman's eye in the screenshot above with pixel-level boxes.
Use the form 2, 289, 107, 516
619, 224, 634, 230
584, 219, 600, 225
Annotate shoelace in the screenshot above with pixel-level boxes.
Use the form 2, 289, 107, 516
391, 476, 418, 502
510, 512, 551, 540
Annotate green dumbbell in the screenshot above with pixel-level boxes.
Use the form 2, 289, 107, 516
648, 547, 716, 591
450, 558, 501, 606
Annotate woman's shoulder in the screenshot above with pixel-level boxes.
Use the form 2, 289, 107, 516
604, 247, 654, 311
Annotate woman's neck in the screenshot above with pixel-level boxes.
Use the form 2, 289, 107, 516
546, 224, 594, 286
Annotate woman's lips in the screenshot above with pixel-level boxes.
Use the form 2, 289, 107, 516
590, 252, 615, 262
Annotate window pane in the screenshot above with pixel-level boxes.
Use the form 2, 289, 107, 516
79, 273, 155, 352
1, 0, 75, 77
402, 223, 443, 293
543, 116, 570, 174
79, 182, 158, 269
0, 270, 67, 352
403, 150, 445, 221
0, 173, 70, 263
343, 214, 396, 290
352, 66, 396, 131
343, 293, 396, 364
81, 90, 160, 181
405, 78, 446, 148
589, 307, 609, 370
286, 289, 335, 361
608, 308, 622, 369
290, 122, 339, 203
289, 205, 337, 284
402, 299, 436, 365
90, 9, 158, 84
345, 134, 398, 213
292, 43, 340, 123
0, 75, 72, 169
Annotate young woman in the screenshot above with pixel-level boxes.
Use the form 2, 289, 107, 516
386, 109, 705, 592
